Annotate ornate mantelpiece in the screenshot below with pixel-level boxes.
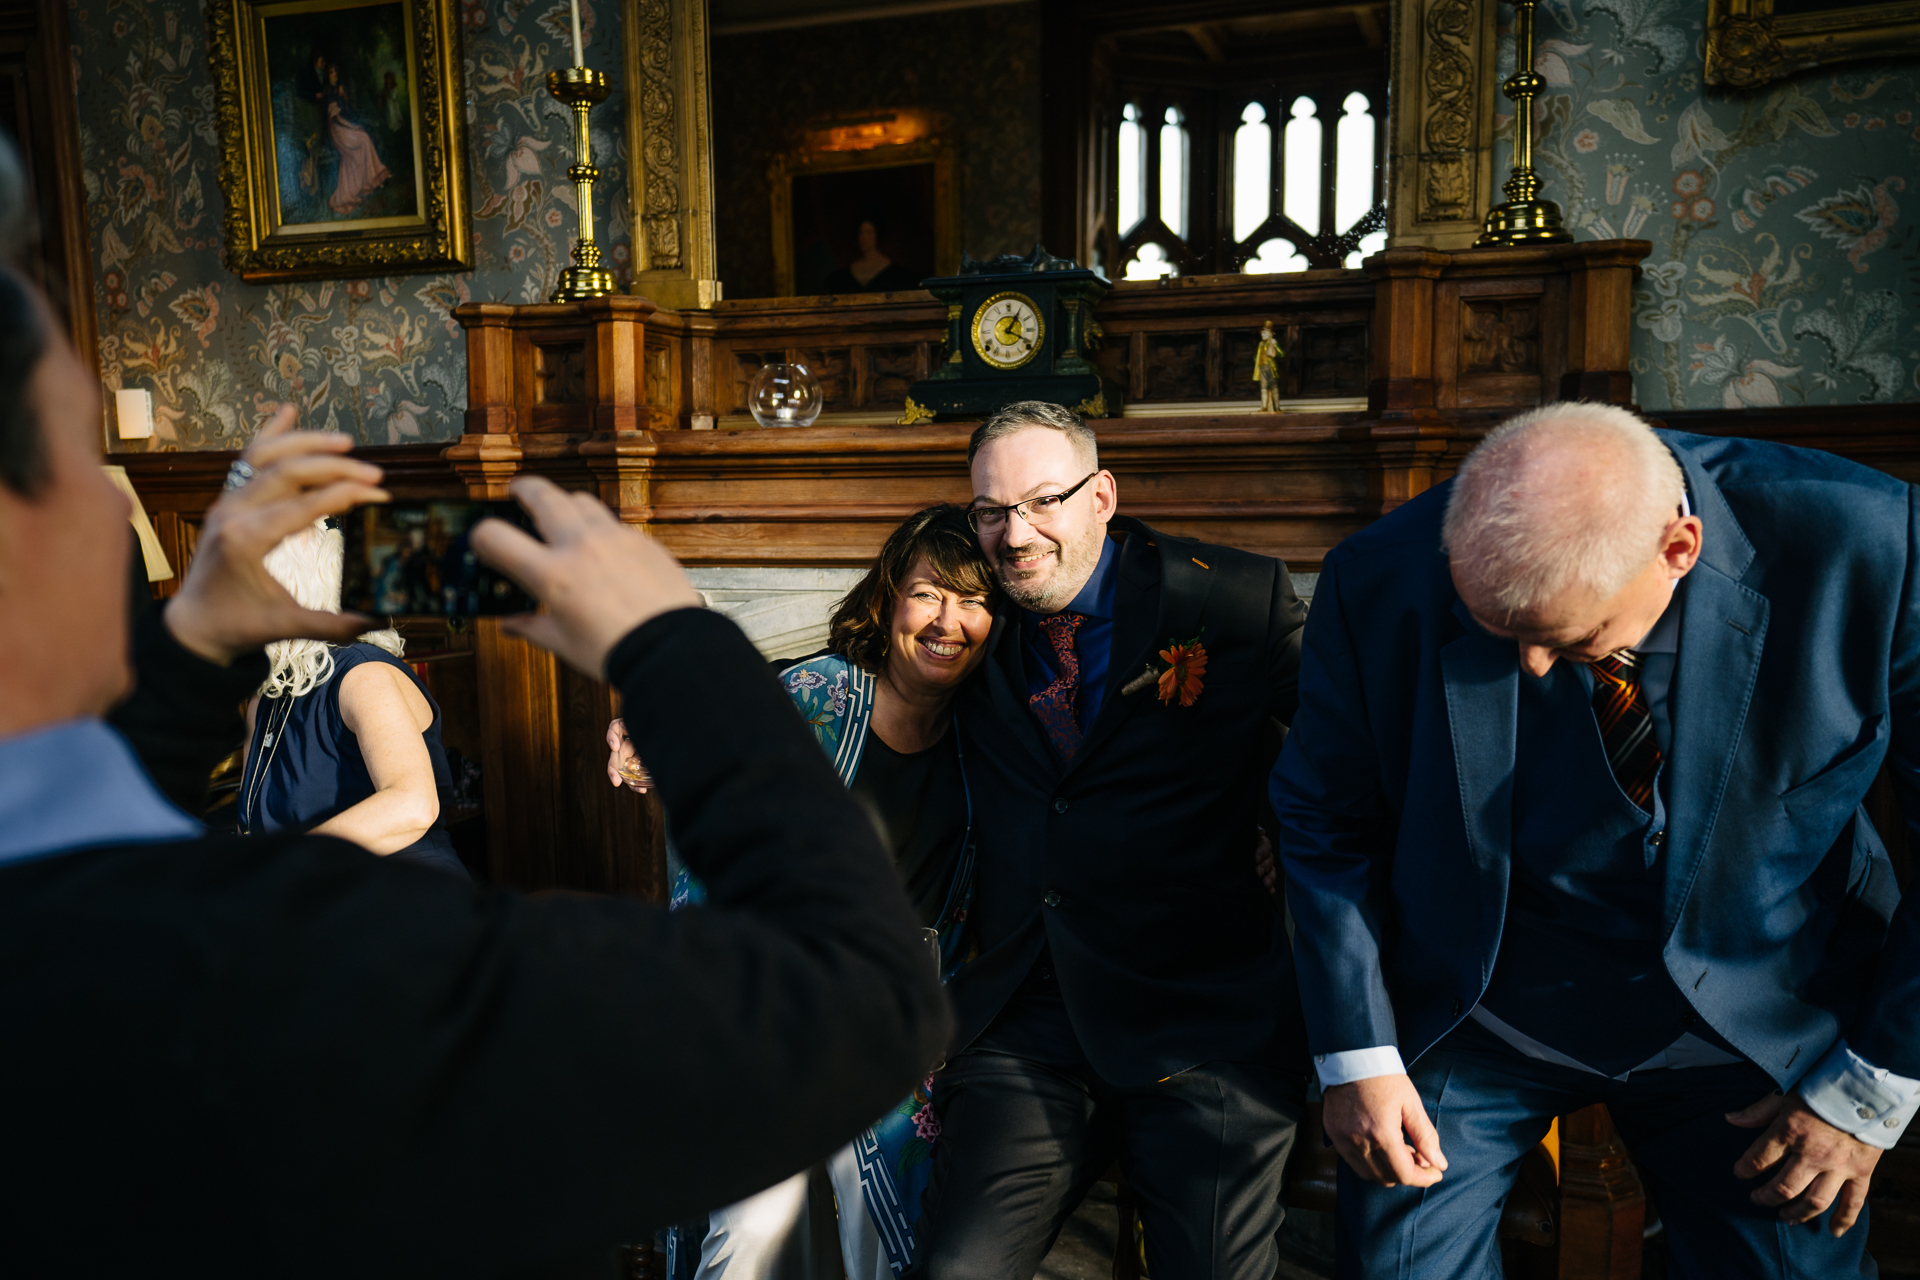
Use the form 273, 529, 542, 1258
445, 240, 1651, 572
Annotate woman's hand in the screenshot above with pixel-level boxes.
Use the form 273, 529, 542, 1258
164, 405, 387, 665
1254, 826, 1277, 897
606, 717, 652, 792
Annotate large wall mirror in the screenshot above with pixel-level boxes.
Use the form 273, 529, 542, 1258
639, 0, 1507, 306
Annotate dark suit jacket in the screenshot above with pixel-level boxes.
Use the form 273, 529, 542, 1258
0, 607, 949, 1277
951, 515, 1308, 1086
1276, 430, 1920, 1087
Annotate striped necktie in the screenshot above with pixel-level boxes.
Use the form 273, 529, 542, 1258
1030, 613, 1084, 763
1589, 651, 1662, 811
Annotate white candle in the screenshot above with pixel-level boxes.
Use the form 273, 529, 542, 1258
569, 0, 584, 66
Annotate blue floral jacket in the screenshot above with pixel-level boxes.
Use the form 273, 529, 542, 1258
667, 651, 973, 1276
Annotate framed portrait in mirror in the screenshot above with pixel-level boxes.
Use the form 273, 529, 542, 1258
768, 134, 957, 298
205, 0, 470, 281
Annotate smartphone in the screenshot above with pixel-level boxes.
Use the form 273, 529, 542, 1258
339, 500, 537, 617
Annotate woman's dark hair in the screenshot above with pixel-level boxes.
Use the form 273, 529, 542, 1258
828, 504, 997, 673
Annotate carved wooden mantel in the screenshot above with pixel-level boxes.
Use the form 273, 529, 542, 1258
447, 240, 1650, 572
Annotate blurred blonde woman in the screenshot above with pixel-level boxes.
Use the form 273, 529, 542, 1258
235, 519, 468, 877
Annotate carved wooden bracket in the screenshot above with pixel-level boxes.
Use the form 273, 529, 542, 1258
1386, 0, 1500, 251
623, 0, 722, 308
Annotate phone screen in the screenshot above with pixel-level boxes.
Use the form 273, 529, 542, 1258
340, 501, 536, 617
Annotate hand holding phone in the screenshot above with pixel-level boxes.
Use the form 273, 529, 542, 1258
170, 408, 388, 663
470, 477, 704, 678
340, 499, 536, 617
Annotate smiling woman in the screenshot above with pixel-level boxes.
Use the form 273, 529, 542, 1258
607, 502, 997, 1280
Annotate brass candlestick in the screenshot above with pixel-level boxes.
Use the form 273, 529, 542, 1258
1476, 0, 1572, 247
547, 66, 618, 300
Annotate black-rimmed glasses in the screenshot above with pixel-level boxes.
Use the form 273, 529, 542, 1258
967, 471, 1099, 532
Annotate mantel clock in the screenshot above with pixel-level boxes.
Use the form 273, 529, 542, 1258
902, 246, 1121, 423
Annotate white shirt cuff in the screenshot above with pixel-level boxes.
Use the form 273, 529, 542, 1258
1799, 1040, 1920, 1150
1314, 1045, 1407, 1089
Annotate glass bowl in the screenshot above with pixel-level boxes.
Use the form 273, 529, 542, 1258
748, 362, 823, 428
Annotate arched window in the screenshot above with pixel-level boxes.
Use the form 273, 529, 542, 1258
1124, 242, 1179, 280
1117, 103, 1147, 237
1283, 97, 1322, 237
1232, 102, 1270, 244
1099, 67, 1386, 275
1344, 233, 1388, 269
1244, 237, 1308, 274
1160, 106, 1189, 241
1335, 91, 1376, 234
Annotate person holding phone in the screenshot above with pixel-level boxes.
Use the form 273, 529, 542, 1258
0, 182, 946, 1271
609, 504, 997, 1280
233, 517, 467, 877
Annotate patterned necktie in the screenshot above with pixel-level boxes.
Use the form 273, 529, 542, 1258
1590, 651, 1663, 811
1030, 613, 1084, 763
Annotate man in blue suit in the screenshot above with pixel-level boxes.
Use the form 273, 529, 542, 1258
1275, 401, 1919, 1277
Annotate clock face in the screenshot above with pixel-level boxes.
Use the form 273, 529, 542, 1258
971, 292, 1045, 370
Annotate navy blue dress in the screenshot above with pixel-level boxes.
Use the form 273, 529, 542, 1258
237, 643, 468, 877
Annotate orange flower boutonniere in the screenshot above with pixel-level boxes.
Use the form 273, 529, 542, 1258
1156, 639, 1208, 707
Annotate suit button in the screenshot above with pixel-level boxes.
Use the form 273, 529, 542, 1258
1053, 798, 1069, 814
1451, 998, 1464, 1017
1650, 830, 1666, 847
1044, 891, 1061, 907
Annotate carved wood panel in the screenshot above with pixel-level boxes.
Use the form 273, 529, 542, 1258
730, 349, 786, 415
1299, 323, 1370, 397
1143, 331, 1209, 401
535, 342, 589, 405
789, 348, 854, 412
1461, 299, 1541, 376
865, 344, 922, 409
1386, 0, 1499, 250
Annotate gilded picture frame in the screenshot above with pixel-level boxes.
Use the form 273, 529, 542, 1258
1705, 0, 1920, 88
205, 0, 470, 282
768, 135, 958, 298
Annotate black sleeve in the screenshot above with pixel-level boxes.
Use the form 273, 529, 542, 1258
1266, 559, 1308, 727
106, 600, 266, 813
160, 607, 949, 1273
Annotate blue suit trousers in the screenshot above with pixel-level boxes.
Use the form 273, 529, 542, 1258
1340, 1020, 1877, 1280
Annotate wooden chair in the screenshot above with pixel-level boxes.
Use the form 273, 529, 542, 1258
1108, 1102, 1645, 1280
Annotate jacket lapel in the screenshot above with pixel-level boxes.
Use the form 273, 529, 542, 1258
1441, 595, 1520, 908
1067, 520, 1204, 777
1660, 444, 1768, 928
980, 609, 1057, 778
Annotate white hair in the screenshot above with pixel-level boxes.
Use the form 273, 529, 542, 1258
260, 520, 405, 699
1441, 401, 1685, 619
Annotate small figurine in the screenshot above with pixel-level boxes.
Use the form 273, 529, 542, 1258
1253, 321, 1285, 413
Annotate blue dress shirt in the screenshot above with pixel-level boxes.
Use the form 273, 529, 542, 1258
1020, 535, 1120, 734
0, 718, 202, 868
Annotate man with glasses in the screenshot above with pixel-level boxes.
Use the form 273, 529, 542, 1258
910, 401, 1311, 1280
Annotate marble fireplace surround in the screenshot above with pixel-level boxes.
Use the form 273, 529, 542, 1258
691, 566, 1321, 660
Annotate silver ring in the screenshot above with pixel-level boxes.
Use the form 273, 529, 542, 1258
223, 459, 257, 491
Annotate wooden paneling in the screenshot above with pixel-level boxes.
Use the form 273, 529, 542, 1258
1367, 240, 1648, 411
0, 0, 95, 375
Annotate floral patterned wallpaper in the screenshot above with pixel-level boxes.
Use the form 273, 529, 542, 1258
709, 2, 1043, 301
70, 0, 632, 449
1505, 0, 1920, 408
73, 0, 1919, 449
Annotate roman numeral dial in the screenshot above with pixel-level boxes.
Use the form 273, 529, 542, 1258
970, 291, 1045, 370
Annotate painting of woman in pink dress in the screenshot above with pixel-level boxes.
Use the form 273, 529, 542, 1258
315, 59, 392, 216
